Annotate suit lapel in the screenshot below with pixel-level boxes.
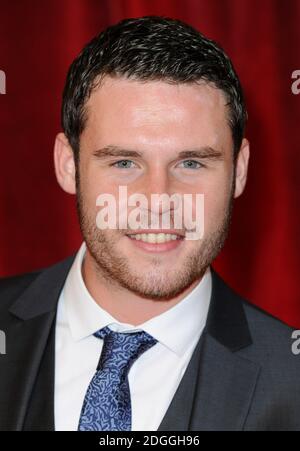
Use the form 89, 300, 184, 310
22, 313, 56, 431
0, 312, 56, 430
0, 255, 75, 431
157, 267, 261, 431
188, 333, 260, 430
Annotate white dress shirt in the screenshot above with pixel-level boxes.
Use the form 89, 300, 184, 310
54, 241, 212, 431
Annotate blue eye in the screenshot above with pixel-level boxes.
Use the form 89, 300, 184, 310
112, 160, 135, 169
181, 160, 203, 169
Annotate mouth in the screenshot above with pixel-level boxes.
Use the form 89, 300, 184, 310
125, 231, 185, 253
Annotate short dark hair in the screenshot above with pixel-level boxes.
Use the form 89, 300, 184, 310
61, 15, 247, 163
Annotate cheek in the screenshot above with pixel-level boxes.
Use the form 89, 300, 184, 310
80, 178, 99, 214
80, 166, 115, 208
205, 192, 228, 220
201, 181, 232, 232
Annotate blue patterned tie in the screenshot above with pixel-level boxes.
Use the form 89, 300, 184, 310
78, 325, 158, 431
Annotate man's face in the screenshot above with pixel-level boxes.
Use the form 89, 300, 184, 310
74, 76, 241, 299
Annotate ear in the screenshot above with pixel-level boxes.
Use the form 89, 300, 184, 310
54, 132, 76, 194
234, 138, 250, 198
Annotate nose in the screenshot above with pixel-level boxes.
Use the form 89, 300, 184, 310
143, 167, 173, 216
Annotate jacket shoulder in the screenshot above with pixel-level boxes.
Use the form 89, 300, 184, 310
0, 270, 43, 311
240, 298, 299, 375
0, 252, 76, 310
242, 298, 296, 343
211, 268, 298, 366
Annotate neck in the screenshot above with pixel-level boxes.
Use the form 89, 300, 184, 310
82, 250, 203, 326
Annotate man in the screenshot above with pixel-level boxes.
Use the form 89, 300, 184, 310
0, 16, 299, 431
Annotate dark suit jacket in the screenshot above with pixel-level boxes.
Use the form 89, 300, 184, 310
0, 254, 299, 431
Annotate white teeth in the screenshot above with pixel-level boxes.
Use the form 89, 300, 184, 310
156, 233, 167, 243
128, 233, 181, 243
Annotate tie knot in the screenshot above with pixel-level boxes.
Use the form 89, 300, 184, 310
94, 326, 158, 372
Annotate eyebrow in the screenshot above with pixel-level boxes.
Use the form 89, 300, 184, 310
92, 145, 224, 161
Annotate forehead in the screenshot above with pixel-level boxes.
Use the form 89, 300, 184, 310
82, 76, 232, 151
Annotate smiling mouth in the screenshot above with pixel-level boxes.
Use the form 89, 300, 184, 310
126, 232, 184, 244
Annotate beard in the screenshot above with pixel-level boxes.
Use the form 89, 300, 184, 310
75, 171, 235, 301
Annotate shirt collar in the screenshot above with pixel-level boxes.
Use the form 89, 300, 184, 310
64, 242, 212, 357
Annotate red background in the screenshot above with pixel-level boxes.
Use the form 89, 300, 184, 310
0, 0, 299, 328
